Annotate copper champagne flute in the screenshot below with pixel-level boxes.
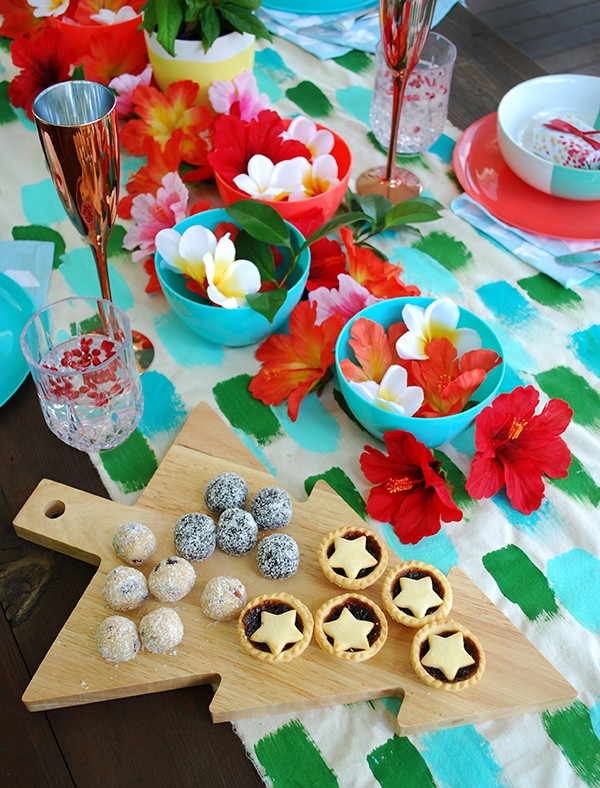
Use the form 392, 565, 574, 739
357, 0, 436, 203
32, 81, 153, 368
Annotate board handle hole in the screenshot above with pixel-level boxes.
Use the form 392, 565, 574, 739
44, 500, 66, 519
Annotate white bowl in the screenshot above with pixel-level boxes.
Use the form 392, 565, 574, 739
497, 74, 600, 201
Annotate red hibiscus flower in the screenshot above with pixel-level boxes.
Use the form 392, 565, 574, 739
361, 430, 463, 544
83, 29, 149, 85
0, 0, 43, 39
465, 385, 572, 515
410, 337, 502, 417
249, 300, 344, 421
340, 227, 420, 299
305, 237, 347, 292
9, 28, 75, 119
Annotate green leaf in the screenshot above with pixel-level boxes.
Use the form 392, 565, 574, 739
234, 230, 277, 283
383, 197, 443, 230
222, 0, 262, 9
139, 0, 157, 32
300, 210, 369, 252
246, 288, 288, 323
198, 4, 220, 51
219, 6, 272, 41
155, 0, 184, 56
354, 193, 391, 225
71, 64, 86, 80
226, 201, 292, 248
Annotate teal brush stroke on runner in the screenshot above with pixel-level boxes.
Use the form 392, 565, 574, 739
22, 179, 66, 225
392, 246, 460, 294
541, 700, 600, 787
60, 248, 134, 309
421, 727, 504, 787
304, 467, 366, 519
333, 50, 372, 73
213, 374, 282, 446
412, 231, 473, 272
493, 492, 552, 535
482, 544, 558, 621
254, 68, 282, 103
367, 735, 435, 787
336, 86, 372, 126
286, 81, 333, 118
139, 371, 188, 438
277, 394, 340, 453
485, 323, 535, 377
477, 280, 536, 325
154, 312, 224, 367
536, 366, 600, 429
547, 549, 600, 633
99, 429, 158, 495
518, 273, 583, 309
432, 450, 470, 509
12, 224, 65, 268
591, 698, 600, 739
381, 522, 457, 575
255, 47, 295, 83
548, 452, 600, 506
254, 719, 339, 788
429, 133, 455, 164
570, 325, 600, 378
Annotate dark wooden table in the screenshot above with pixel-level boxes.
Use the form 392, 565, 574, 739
0, 6, 544, 786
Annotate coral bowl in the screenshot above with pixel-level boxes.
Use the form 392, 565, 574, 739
335, 297, 505, 447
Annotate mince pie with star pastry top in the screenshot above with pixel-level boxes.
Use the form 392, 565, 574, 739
381, 560, 453, 627
238, 592, 313, 663
410, 618, 485, 691
314, 593, 388, 662
318, 526, 388, 591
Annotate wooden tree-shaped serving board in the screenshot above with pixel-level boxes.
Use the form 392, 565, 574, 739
14, 403, 576, 735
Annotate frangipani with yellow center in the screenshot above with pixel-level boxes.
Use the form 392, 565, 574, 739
90, 6, 140, 24
233, 154, 307, 201
288, 155, 340, 201
349, 364, 424, 416
27, 0, 69, 17
156, 224, 261, 309
396, 297, 481, 360
282, 116, 335, 159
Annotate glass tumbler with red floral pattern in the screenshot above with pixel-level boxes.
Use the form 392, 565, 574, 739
20, 297, 143, 452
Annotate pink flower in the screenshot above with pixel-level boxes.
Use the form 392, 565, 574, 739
309, 273, 380, 325
109, 64, 153, 120
123, 171, 189, 262
208, 69, 271, 121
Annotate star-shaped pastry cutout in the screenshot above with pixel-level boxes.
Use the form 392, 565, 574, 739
393, 576, 443, 619
327, 536, 378, 580
250, 609, 303, 656
421, 632, 475, 681
322, 607, 374, 652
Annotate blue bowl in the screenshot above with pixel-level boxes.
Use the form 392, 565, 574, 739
155, 209, 310, 347
335, 297, 505, 447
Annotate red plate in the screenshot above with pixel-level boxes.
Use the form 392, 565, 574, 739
452, 113, 600, 241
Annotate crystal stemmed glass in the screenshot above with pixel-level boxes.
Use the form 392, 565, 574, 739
357, 0, 437, 203
32, 81, 153, 368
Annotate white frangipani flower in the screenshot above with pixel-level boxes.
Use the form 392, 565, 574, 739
204, 234, 261, 309
282, 116, 334, 158
349, 365, 424, 416
155, 225, 215, 283
27, 0, 69, 18
90, 6, 139, 24
288, 154, 339, 201
233, 154, 306, 201
395, 298, 482, 360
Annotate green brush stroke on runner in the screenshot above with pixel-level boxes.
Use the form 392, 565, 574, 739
107, 224, 127, 257
366, 130, 428, 169
536, 366, 600, 429
433, 450, 470, 509
367, 735, 436, 787
213, 374, 281, 446
99, 430, 158, 494
548, 452, 600, 506
482, 544, 558, 621
0, 81, 17, 124
541, 700, 600, 787
333, 50, 373, 73
305, 466, 367, 519
412, 231, 473, 272
518, 273, 583, 308
255, 719, 339, 788
12, 225, 65, 268
285, 81, 333, 118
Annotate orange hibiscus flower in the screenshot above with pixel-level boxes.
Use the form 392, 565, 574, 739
121, 81, 212, 166
118, 133, 184, 219
340, 227, 420, 299
249, 300, 344, 421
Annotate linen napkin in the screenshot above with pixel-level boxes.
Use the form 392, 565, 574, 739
0, 239, 54, 309
451, 194, 598, 288
258, 0, 462, 60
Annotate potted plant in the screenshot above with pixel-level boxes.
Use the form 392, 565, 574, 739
140, 0, 271, 103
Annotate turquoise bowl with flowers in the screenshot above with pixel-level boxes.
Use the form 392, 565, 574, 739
335, 297, 505, 447
155, 208, 310, 347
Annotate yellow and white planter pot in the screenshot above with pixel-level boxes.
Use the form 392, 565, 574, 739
145, 31, 255, 106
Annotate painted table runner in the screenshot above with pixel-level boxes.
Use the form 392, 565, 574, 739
1, 35, 599, 788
